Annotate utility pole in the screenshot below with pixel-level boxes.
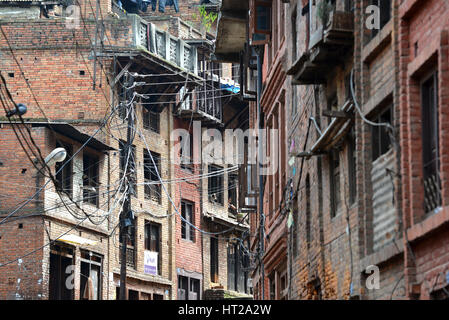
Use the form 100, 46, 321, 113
256, 46, 265, 300
119, 71, 134, 300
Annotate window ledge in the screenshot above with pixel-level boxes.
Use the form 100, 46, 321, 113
360, 239, 403, 272
362, 19, 393, 64
407, 206, 449, 243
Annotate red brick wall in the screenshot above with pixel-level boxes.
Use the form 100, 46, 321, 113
0, 126, 48, 299
172, 117, 203, 297
399, 0, 449, 299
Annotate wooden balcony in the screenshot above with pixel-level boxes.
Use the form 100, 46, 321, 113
288, 10, 354, 85
175, 77, 223, 126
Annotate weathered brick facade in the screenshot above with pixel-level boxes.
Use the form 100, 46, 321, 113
0, 0, 250, 300
239, 0, 449, 300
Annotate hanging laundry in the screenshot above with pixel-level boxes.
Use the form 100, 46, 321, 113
287, 210, 293, 229
288, 156, 295, 167
289, 139, 295, 153
153, 0, 179, 13
121, 0, 149, 12
166, 0, 179, 12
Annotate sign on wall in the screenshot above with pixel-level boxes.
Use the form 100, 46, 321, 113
144, 251, 158, 275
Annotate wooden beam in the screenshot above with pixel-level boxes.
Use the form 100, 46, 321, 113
322, 110, 353, 119
113, 60, 132, 85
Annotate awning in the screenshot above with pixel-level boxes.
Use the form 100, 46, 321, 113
1, 121, 114, 151
310, 101, 354, 153
203, 211, 249, 232
293, 101, 354, 158
58, 234, 97, 246
39, 123, 114, 151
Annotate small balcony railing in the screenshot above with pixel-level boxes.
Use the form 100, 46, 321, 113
424, 172, 442, 214
176, 81, 223, 125
119, 245, 136, 269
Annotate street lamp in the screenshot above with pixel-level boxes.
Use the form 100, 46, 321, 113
44, 147, 67, 166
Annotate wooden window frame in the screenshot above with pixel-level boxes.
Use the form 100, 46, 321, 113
83, 152, 100, 207
181, 200, 195, 242
144, 221, 162, 275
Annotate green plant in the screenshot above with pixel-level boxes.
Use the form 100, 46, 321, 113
192, 5, 218, 32
317, 0, 333, 27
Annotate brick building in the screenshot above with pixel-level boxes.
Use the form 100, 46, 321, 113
0, 0, 200, 300
0, 0, 251, 300
214, 0, 449, 300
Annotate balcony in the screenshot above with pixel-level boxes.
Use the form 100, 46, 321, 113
175, 76, 224, 126
130, 15, 198, 74
288, 10, 354, 85
105, 14, 203, 113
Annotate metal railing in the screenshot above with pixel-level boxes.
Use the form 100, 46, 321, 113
119, 245, 136, 269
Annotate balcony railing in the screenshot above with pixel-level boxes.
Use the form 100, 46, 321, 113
130, 15, 198, 75
424, 172, 442, 214
176, 82, 223, 125
119, 245, 136, 269
288, 9, 354, 85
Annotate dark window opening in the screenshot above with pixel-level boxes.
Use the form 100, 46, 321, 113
178, 275, 188, 300
181, 200, 195, 242
144, 150, 161, 203
55, 142, 73, 196
308, 278, 322, 300
49, 244, 74, 300
208, 165, 224, 205
180, 134, 194, 172
145, 221, 162, 275
227, 242, 249, 293
210, 237, 219, 283
178, 275, 200, 300
348, 131, 357, 205
279, 271, 287, 300
371, 106, 392, 162
83, 153, 100, 207
119, 217, 136, 268
306, 175, 311, 249
80, 251, 102, 300
345, 74, 352, 102
269, 274, 275, 300
345, 0, 354, 12
292, 198, 298, 257
370, 0, 391, 39
431, 285, 449, 300
228, 173, 238, 216
143, 107, 160, 133
128, 289, 139, 300
330, 150, 341, 218
422, 72, 441, 214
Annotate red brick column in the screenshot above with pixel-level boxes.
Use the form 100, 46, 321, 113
438, 30, 449, 207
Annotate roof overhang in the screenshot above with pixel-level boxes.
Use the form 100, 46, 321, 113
7, 122, 115, 151
214, 0, 249, 62
0, 121, 114, 151
203, 211, 249, 232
